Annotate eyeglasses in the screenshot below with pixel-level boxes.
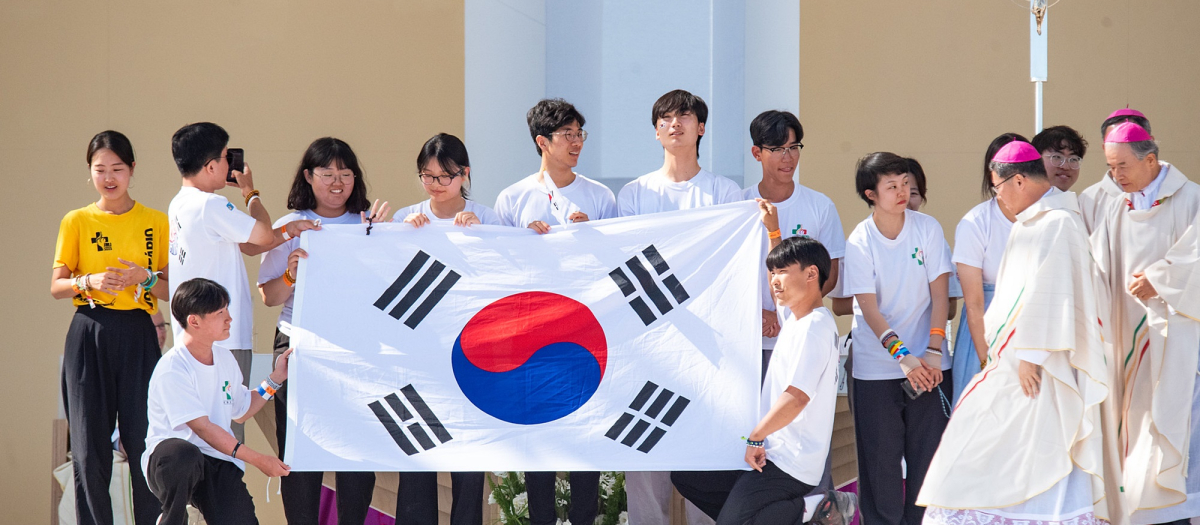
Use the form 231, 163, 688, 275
761, 144, 804, 157
154, 321, 170, 329
418, 170, 463, 186
992, 174, 1018, 190
1043, 153, 1082, 169
550, 130, 588, 143
312, 171, 355, 184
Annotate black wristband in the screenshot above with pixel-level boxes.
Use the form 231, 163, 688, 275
232, 441, 242, 459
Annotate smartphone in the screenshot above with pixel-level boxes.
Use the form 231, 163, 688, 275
226, 148, 245, 183
901, 379, 925, 400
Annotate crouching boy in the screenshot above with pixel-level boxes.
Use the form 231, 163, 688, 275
673, 237, 855, 524
142, 277, 292, 524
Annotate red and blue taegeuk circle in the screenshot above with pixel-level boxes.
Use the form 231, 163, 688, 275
451, 291, 607, 425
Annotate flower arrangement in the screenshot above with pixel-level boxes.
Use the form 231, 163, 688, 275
487, 471, 628, 525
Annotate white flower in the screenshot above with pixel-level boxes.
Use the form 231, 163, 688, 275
557, 520, 571, 525
513, 492, 528, 510
488, 492, 496, 505
619, 511, 629, 524
494, 471, 508, 478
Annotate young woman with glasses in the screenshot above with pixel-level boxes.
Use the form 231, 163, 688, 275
395, 133, 502, 228
257, 137, 389, 525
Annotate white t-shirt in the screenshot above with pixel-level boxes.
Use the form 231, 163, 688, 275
168, 187, 257, 350
762, 307, 840, 485
259, 210, 361, 327
142, 345, 253, 474
617, 168, 743, 217
952, 198, 1013, 285
393, 199, 503, 226
745, 183, 846, 349
494, 172, 618, 227
844, 210, 953, 380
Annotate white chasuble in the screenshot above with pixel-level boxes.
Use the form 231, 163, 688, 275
1085, 163, 1200, 524
918, 191, 1110, 523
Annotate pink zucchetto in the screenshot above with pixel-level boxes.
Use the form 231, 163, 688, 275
1104, 121, 1153, 143
1106, 108, 1146, 120
992, 140, 1041, 163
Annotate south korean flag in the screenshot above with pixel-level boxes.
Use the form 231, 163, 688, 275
285, 201, 764, 472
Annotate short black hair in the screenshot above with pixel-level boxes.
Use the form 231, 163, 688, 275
527, 98, 586, 156
750, 110, 803, 147
1032, 125, 1088, 158
905, 157, 927, 202
989, 157, 1048, 182
854, 152, 910, 206
287, 137, 371, 214
1100, 114, 1151, 140
417, 133, 472, 199
172, 122, 229, 177
171, 278, 231, 326
87, 130, 136, 166
982, 133, 1029, 198
766, 236, 831, 290
651, 89, 708, 154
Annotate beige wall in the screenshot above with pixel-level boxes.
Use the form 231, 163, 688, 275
5, 0, 1200, 522
798, 0, 1200, 244
0, 1, 462, 522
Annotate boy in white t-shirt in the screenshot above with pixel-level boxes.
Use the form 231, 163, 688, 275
672, 237, 856, 524
494, 98, 617, 236
842, 152, 953, 525
143, 278, 292, 525
167, 122, 318, 441
618, 89, 743, 525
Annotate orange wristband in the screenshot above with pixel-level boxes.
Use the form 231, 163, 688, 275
768, 229, 782, 239
930, 327, 946, 338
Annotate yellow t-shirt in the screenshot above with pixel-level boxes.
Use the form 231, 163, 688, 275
54, 202, 170, 313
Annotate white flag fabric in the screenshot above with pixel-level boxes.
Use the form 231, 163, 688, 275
285, 201, 763, 472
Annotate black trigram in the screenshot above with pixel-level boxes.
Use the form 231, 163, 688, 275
605, 381, 690, 453
609, 245, 690, 326
367, 385, 453, 456
373, 251, 460, 329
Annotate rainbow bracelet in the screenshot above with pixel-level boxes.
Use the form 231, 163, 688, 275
255, 381, 277, 400
887, 338, 912, 360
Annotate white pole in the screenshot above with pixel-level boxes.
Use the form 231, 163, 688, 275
1035, 81, 1044, 133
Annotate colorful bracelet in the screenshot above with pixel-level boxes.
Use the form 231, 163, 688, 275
745, 438, 765, 448
767, 229, 782, 240
243, 189, 260, 207
256, 380, 277, 400
280, 225, 293, 242
887, 338, 912, 360
878, 329, 899, 347
282, 269, 296, 287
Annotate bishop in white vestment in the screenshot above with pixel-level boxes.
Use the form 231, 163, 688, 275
1082, 122, 1200, 525
919, 141, 1110, 525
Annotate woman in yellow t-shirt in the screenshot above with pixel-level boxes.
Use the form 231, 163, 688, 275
50, 130, 169, 525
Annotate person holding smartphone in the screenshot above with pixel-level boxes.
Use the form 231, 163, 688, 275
167, 122, 319, 442
51, 130, 170, 525
258, 137, 387, 525
842, 152, 952, 525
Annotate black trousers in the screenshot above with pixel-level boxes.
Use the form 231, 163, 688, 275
273, 329, 376, 525
146, 438, 257, 525
851, 374, 952, 525
396, 472, 484, 525
672, 462, 815, 524
62, 306, 162, 525
526, 471, 600, 525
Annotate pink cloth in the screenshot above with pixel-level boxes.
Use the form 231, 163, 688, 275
993, 140, 1041, 163
319, 486, 394, 525
1104, 121, 1153, 143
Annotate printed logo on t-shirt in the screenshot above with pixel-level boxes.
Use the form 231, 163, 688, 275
791, 224, 808, 237
912, 247, 925, 266
221, 381, 233, 404
90, 231, 112, 252
226, 202, 235, 211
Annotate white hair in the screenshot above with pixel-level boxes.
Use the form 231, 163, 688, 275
1106, 139, 1159, 160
